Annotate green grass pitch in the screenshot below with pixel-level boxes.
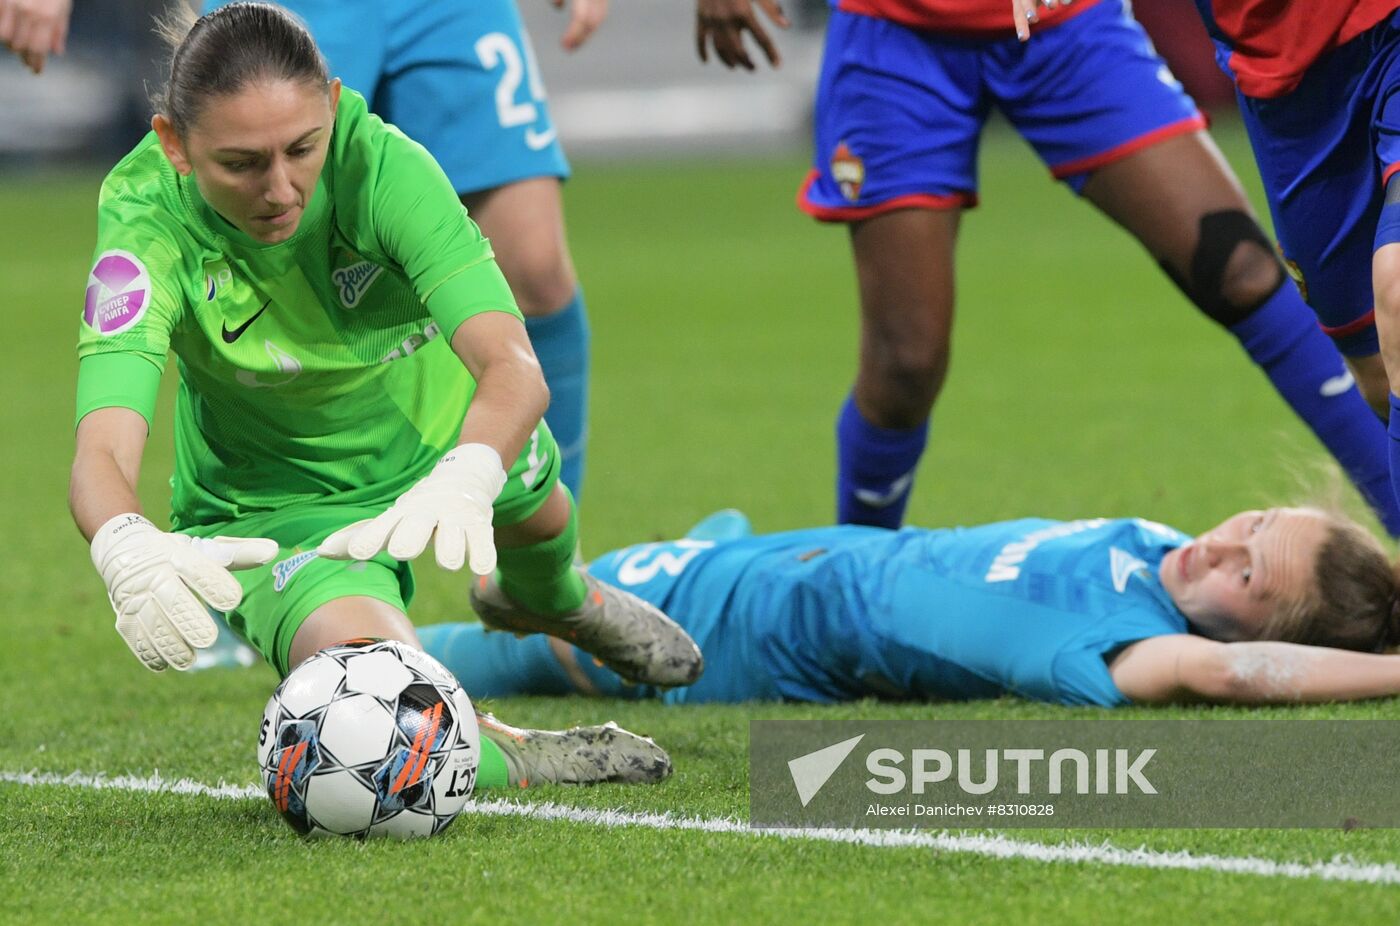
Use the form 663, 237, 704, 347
4, 118, 1400, 923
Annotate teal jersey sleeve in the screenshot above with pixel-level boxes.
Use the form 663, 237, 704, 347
328, 90, 520, 339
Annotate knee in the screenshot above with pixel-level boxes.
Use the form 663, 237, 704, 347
1170, 210, 1285, 325
1215, 240, 1286, 314
1373, 245, 1400, 320
857, 338, 949, 425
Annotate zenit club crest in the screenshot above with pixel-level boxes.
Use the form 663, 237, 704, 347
831, 142, 865, 203
333, 259, 383, 309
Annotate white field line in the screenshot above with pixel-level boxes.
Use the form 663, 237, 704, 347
5, 769, 1400, 886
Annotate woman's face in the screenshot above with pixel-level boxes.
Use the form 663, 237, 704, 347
154, 78, 341, 244
1159, 507, 1330, 641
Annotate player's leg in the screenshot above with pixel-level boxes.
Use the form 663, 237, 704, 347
1373, 228, 1400, 508
1370, 53, 1400, 514
841, 208, 959, 527
380, 0, 589, 499
1222, 28, 1400, 524
798, 9, 983, 527
472, 422, 704, 686
417, 623, 644, 698
287, 595, 420, 668
1081, 132, 1400, 534
460, 179, 588, 500
1003, 0, 1400, 534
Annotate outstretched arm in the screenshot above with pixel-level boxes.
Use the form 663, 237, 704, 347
72, 407, 276, 671
70, 407, 148, 540
1109, 634, 1400, 705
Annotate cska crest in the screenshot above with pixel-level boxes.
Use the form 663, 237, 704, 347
831, 141, 865, 203
1281, 252, 1308, 302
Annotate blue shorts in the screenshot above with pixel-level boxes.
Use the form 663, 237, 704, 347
204, 0, 569, 195
799, 0, 1205, 220
1234, 12, 1400, 358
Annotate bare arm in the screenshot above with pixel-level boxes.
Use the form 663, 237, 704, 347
1110, 634, 1400, 705
449, 310, 549, 469
69, 407, 149, 541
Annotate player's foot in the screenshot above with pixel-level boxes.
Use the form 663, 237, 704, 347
476, 712, 672, 787
471, 573, 703, 687
686, 508, 752, 542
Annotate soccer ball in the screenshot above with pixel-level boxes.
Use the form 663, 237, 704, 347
258, 638, 480, 838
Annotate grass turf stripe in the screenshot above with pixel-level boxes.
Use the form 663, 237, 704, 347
4, 769, 1398, 885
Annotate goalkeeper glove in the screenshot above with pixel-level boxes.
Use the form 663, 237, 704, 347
317, 443, 507, 574
89, 513, 278, 672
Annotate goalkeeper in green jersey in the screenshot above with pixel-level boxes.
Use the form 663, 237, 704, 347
69, 2, 701, 789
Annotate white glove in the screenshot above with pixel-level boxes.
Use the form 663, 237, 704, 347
89, 513, 279, 672
317, 443, 507, 574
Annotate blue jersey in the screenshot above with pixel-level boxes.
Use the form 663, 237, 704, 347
204, 0, 568, 196
588, 518, 1191, 707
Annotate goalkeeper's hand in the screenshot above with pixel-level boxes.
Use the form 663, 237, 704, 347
89, 513, 278, 672
317, 443, 507, 575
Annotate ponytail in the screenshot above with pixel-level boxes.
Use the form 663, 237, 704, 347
151, 2, 328, 134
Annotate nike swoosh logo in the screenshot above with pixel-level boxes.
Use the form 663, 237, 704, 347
221, 299, 271, 344
525, 127, 557, 151
1319, 370, 1356, 397
853, 471, 914, 509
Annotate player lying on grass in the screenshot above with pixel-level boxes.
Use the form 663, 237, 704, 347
696, 0, 1400, 539
68, 3, 700, 788
421, 508, 1400, 707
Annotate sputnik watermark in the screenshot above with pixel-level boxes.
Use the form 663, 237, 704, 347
864, 747, 1156, 795
753, 720, 1400, 828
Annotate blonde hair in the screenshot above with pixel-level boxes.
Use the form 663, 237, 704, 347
1259, 514, 1400, 652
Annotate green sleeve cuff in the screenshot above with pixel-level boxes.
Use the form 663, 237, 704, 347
75, 351, 164, 429
424, 257, 524, 340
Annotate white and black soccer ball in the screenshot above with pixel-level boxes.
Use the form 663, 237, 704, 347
258, 638, 480, 838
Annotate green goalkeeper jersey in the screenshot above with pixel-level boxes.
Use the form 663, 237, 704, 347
76, 88, 521, 531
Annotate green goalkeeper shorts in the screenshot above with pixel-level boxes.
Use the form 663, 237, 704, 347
187, 421, 561, 676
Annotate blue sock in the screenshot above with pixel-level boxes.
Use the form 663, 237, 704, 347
1230, 284, 1400, 536
525, 289, 590, 500
416, 622, 640, 699
836, 394, 929, 528
418, 623, 571, 697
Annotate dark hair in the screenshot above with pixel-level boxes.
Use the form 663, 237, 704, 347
153, 2, 329, 135
1261, 514, 1400, 652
